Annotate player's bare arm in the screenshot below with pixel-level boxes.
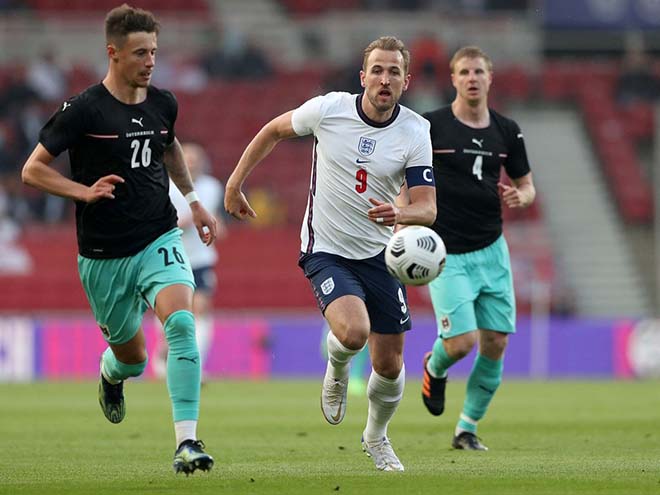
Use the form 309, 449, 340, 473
498, 172, 535, 209
22, 143, 125, 203
164, 137, 218, 245
225, 110, 298, 220
368, 185, 436, 227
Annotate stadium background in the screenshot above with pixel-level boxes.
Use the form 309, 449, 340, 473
0, 0, 659, 382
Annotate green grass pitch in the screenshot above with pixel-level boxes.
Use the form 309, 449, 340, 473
1, 379, 659, 494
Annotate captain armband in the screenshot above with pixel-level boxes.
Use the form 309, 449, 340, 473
405, 166, 435, 187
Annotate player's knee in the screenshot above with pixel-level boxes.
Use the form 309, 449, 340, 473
481, 331, 508, 358
445, 332, 477, 359
164, 310, 196, 347
330, 321, 369, 350
371, 354, 403, 379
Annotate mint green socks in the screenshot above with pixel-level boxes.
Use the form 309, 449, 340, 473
164, 310, 201, 422
458, 353, 503, 434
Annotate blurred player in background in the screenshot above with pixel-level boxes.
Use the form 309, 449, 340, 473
20, 4, 216, 474
421, 46, 536, 450
154, 142, 225, 381
225, 36, 436, 472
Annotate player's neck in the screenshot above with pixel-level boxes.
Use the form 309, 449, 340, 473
451, 99, 489, 129
102, 74, 148, 105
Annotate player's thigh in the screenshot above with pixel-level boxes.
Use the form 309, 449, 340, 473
475, 237, 516, 333
78, 254, 148, 345
357, 251, 411, 335
299, 251, 366, 314
138, 228, 196, 315
428, 253, 478, 339
325, 295, 370, 346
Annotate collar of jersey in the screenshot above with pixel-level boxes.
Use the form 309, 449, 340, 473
355, 93, 400, 128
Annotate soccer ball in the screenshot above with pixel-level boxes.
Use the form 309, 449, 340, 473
385, 226, 446, 286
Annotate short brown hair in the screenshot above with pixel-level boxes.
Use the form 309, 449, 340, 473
105, 4, 160, 47
363, 36, 410, 75
449, 46, 493, 73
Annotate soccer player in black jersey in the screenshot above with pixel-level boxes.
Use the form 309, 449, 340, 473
21, 4, 217, 474
420, 46, 536, 450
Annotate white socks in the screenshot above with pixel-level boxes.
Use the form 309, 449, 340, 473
326, 330, 363, 380
364, 364, 405, 443
175, 420, 197, 448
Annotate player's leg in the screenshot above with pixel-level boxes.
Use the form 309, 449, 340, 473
424, 253, 479, 415
299, 252, 369, 425
454, 235, 515, 451
99, 330, 149, 423
78, 254, 149, 424
320, 318, 369, 396
361, 332, 405, 471
359, 251, 409, 471
322, 295, 370, 424
142, 228, 212, 474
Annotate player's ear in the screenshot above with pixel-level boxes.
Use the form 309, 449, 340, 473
107, 43, 118, 61
359, 70, 366, 88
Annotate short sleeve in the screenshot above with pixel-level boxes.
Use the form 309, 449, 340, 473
161, 89, 178, 146
503, 120, 531, 180
39, 97, 87, 157
291, 94, 326, 136
405, 118, 433, 170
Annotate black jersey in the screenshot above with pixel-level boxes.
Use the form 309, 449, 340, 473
39, 83, 178, 258
423, 106, 531, 254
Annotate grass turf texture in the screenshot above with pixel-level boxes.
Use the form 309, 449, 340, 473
1, 379, 659, 494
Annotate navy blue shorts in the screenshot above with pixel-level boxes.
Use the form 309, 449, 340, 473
299, 250, 412, 334
192, 265, 217, 293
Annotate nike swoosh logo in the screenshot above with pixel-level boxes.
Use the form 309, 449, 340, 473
356, 158, 370, 164
331, 398, 344, 423
400, 315, 410, 325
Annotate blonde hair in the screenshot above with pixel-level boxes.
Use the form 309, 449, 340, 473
363, 36, 410, 74
449, 46, 493, 73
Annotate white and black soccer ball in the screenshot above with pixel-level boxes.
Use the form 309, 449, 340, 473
385, 226, 446, 286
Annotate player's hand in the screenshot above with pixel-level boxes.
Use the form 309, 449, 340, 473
367, 198, 399, 226
498, 182, 525, 209
85, 175, 124, 203
224, 186, 257, 221
191, 202, 218, 246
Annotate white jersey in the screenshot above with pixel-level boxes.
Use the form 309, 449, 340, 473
291, 91, 432, 259
170, 174, 223, 268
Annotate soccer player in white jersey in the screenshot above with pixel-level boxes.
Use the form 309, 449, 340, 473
225, 36, 436, 472
154, 142, 225, 380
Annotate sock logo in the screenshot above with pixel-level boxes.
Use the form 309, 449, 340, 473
177, 356, 198, 364
478, 384, 495, 395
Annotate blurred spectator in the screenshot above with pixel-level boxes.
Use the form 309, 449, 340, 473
615, 42, 660, 105
409, 32, 448, 85
403, 65, 445, 114
0, 66, 39, 118
322, 58, 363, 94
0, 184, 32, 275
26, 51, 68, 103
201, 26, 273, 80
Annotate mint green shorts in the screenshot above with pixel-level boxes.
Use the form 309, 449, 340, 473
427, 235, 515, 339
78, 228, 195, 345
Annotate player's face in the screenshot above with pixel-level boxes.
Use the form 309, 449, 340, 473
360, 48, 410, 117
110, 31, 158, 88
451, 56, 492, 106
